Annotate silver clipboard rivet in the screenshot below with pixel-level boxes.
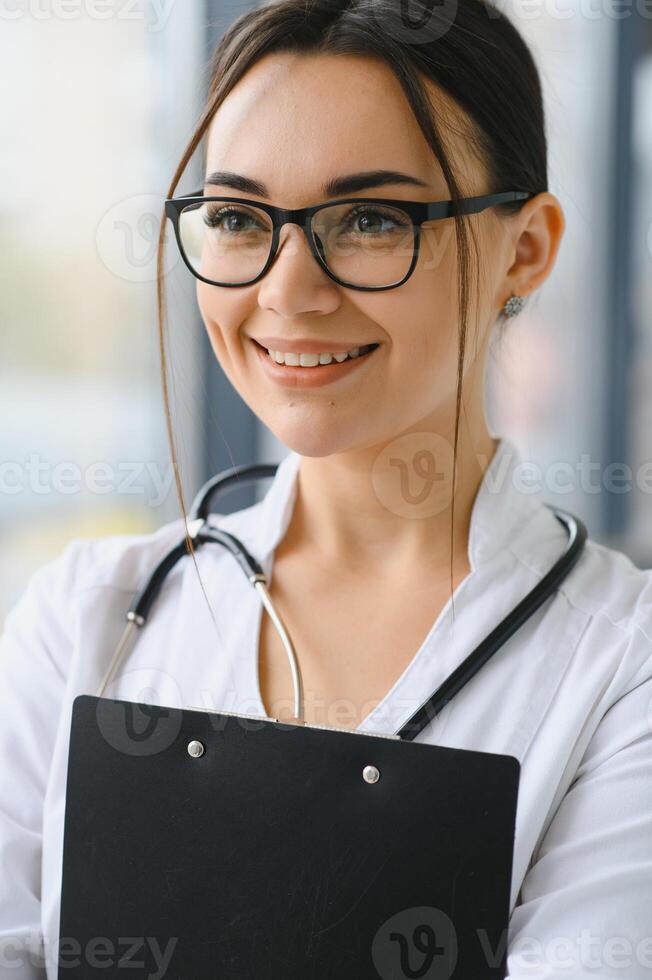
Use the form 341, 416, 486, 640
187, 740, 205, 759
363, 765, 380, 784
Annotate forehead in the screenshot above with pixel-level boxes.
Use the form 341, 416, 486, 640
204, 51, 480, 201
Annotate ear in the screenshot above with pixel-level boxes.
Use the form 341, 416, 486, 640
499, 192, 566, 307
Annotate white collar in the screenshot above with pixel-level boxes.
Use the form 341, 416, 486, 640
214, 436, 545, 572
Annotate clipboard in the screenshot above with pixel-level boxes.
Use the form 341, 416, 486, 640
57, 694, 520, 979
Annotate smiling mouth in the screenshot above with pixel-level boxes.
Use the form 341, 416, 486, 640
253, 340, 380, 368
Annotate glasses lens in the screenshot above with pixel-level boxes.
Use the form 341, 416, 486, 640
311, 202, 416, 288
178, 199, 273, 285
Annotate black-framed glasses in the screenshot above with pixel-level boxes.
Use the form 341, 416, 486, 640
165, 189, 534, 292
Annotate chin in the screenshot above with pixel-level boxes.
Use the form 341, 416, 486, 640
274, 435, 345, 459
266, 419, 367, 460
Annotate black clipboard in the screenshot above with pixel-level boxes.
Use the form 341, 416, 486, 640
57, 694, 520, 979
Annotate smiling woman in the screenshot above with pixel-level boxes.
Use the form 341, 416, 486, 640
157, 0, 560, 600
147, 1, 652, 975
3, 0, 652, 977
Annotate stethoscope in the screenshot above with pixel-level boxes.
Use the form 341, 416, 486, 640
96, 462, 588, 742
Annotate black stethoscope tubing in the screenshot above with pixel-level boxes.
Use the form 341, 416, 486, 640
97, 462, 588, 743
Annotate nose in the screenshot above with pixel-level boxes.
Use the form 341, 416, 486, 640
256, 222, 341, 318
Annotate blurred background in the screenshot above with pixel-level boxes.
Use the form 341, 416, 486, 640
1, 0, 651, 626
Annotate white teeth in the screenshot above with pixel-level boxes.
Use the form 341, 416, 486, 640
299, 352, 320, 367
266, 345, 370, 367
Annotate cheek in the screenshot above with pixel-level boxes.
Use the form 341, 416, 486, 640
419, 222, 458, 282
403, 231, 463, 370
362, 269, 458, 371
196, 281, 256, 362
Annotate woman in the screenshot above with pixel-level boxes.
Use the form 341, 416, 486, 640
1, 0, 651, 976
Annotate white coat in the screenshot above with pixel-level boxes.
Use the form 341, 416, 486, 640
1, 435, 651, 979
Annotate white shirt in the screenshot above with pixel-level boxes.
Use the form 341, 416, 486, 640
1, 435, 652, 979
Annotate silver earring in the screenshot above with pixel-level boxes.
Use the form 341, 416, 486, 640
502, 294, 526, 319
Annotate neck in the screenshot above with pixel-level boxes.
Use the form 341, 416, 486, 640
286, 424, 500, 578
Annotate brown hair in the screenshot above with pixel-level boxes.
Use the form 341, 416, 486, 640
156, 0, 547, 625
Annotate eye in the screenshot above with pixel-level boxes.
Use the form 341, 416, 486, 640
203, 205, 266, 233
340, 205, 411, 235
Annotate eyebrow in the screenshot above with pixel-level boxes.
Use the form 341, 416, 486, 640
202, 169, 430, 198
